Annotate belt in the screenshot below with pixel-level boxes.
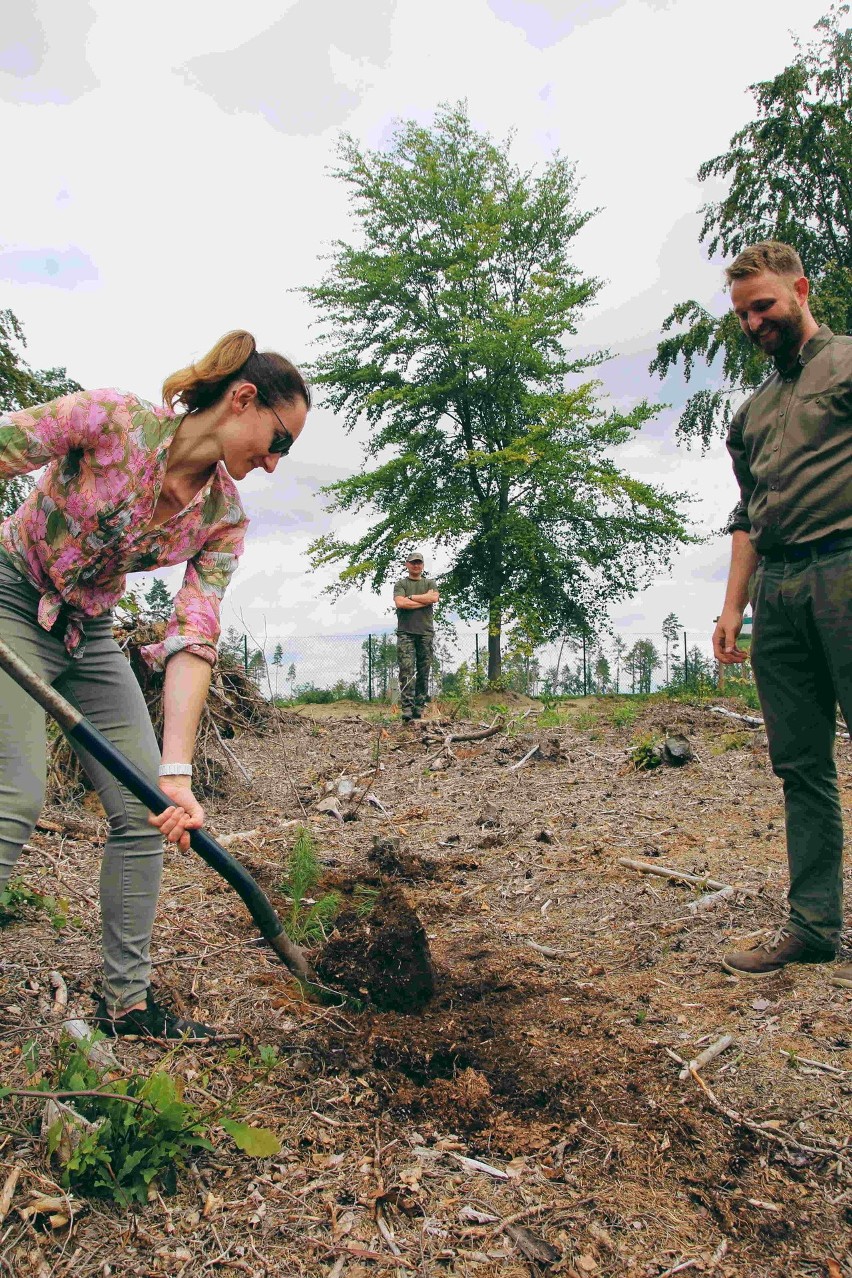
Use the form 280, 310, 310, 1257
760, 530, 852, 563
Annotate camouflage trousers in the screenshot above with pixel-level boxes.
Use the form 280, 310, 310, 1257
397, 633, 433, 715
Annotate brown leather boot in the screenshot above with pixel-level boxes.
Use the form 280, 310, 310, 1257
830, 962, 852, 989
722, 929, 832, 977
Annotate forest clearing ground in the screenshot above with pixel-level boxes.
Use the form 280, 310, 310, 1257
1, 694, 850, 1278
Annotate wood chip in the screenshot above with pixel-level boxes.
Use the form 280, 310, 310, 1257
0, 1166, 21, 1225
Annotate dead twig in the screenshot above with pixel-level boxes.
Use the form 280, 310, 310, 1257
678, 1034, 734, 1081
618, 857, 756, 897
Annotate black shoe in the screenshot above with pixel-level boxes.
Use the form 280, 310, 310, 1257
93, 989, 227, 1041
401, 712, 413, 722
411, 708, 422, 720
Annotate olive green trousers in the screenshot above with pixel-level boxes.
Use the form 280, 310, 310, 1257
0, 554, 163, 1011
751, 547, 852, 953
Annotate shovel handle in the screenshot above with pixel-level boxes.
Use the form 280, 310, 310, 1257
0, 634, 319, 989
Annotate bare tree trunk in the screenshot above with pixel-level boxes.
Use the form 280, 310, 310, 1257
487, 600, 502, 684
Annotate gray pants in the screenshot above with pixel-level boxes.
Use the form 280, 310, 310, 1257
0, 555, 163, 1011
750, 547, 852, 953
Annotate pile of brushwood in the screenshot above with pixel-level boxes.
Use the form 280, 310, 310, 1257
46, 620, 270, 804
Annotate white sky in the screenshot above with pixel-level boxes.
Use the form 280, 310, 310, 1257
0, 0, 833, 665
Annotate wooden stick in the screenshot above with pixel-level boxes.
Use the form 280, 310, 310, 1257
48, 971, 68, 1015
689, 1068, 842, 1160
708, 706, 764, 728
0, 1166, 21, 1225
619, 858, 755, 897
36, 815, 103, 841
509, 745, 541, 772
687, 886, 735, 915
679, 1034, 733, 1081
446, 718, 504, 744
779, 1050, 848, 1077
204, 707, 253, 784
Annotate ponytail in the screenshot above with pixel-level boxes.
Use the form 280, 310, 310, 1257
162, 330, 311, 413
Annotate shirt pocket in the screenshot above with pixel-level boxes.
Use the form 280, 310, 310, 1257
794, 381, 851, 451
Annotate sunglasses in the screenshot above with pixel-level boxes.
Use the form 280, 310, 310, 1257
257, 393, 295, 457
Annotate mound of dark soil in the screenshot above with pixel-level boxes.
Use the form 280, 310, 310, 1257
316, 883, 435, 1012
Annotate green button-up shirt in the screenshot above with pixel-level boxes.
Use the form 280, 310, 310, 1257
726, 325, 852, 550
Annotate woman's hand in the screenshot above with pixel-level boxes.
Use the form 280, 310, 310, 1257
150, 777, 205, 851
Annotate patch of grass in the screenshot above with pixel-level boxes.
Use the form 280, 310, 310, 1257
352, 885, 381, 917
0, 879, 69, 931
609, 701, 640, 728
712, 730, 752, 753
280, 827, 341, 944
572, 707, 599, 731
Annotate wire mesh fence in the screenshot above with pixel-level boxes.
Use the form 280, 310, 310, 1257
217, 623, 744, 703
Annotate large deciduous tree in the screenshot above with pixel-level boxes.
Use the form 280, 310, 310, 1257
651, 8, 852, 448
305, 104, 692, 682
0, 309, 82, 518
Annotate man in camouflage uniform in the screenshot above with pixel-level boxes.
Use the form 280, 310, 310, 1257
393, 550, 439, 722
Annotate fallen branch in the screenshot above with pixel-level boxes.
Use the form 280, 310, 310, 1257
36, 815, 103, 842
710, 705, 848, 739
48, 971, 68, 1015
526, 940, 567, 959
446, 717, 504, 744
619, 858, 756, 898
509, 745, 541, 772
0, 1166, 21, 1225
205, 706, 253, 785
679, 1034, 733, 1081
689, 1068, 843, 1162
687, 886, 735, 915
779, 1050, 848, 1078
450, 1153, 510, 1180
708, 706, 764, 728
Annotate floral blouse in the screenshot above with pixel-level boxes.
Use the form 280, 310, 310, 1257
0, 389, 248, 668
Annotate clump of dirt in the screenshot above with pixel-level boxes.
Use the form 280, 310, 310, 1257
367, 834, 437, 880
316, 882, 435, 1012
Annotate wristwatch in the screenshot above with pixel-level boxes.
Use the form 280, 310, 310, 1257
158, 763, 193, 778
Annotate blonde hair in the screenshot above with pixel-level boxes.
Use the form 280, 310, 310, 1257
162, 330, 311, 413
725, 241, 804, 284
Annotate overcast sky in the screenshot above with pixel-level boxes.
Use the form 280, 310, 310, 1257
0, 0, 834, 664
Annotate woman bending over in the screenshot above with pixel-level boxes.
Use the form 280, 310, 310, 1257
0, 331, 309, 1039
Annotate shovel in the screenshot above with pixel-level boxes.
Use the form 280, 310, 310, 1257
0, 634, 322, 994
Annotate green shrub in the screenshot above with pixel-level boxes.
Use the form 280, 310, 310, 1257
14, 1036, 283, 1207
0, 879, 68, 931
629, 732, 664, 771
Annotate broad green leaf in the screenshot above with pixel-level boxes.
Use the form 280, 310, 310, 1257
221, 1119, 281, 1158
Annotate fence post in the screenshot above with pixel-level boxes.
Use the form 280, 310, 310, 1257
683, 630, 688, 689
368, 634, 373, 702
475, 633, 479, 681
243, 634, 249, 674
582, 635, 587, 697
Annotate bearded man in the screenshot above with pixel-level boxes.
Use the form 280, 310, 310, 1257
713, 240, 851, 987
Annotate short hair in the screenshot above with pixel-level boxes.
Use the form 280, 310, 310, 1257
725, 241, 804, 284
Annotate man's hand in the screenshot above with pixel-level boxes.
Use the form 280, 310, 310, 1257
713, 606, 749, 665
150, 777, 205, 851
